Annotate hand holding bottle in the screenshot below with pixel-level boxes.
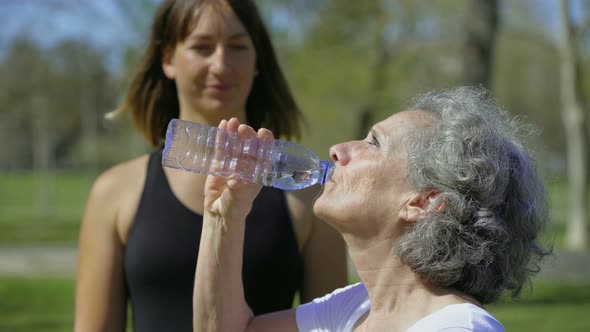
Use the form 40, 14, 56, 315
204, 118, 274, 222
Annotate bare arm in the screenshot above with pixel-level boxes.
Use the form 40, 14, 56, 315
74, 170, 127, 332
193, 118, 299, 332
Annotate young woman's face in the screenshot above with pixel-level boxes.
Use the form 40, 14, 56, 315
163, 5, 257, 123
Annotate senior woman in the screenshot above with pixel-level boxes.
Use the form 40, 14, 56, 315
193, 86, 550, 331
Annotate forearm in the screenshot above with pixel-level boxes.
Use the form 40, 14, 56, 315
193, 212, 253, 331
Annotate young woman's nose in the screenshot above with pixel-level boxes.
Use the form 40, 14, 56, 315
210, 45, 229, 74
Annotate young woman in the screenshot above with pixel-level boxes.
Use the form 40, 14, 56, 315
74, 1, 347, 331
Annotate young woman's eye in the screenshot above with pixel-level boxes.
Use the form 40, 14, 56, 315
192, 44, 213, 52
229, 43, 249, 50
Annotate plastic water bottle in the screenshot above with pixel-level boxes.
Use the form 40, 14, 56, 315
162, 119, 334, 190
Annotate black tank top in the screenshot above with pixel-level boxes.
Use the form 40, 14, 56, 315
124, 150, 304, 331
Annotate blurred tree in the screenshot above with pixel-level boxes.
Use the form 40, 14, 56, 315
493, 1, 563, 169
0, 38, 56, 214
48, 40, 119, 169
0, 37, 119, 169
265, 0, 478, 156
558, 0, 588, 250
574, 2, 590, 181
307, 0, 399, 139
0, 39, 40, 169
464, 0, 499, 87
51, 40, 100, 171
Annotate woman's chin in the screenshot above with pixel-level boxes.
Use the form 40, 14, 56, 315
313, 195, 335, 223
202, 100, 231, 113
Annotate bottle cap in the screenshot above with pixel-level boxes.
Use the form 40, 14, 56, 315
319, 161, 334, 184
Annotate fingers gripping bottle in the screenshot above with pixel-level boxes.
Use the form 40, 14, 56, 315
162, 119, 334, 190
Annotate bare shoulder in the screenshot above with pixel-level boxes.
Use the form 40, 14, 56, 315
84, 154, 150, 242
90, 155, 149, 202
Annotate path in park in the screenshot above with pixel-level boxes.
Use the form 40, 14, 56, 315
1, 246, 590, 281
0, 246, 78, 278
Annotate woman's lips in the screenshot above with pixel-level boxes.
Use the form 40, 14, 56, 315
206, 84, 231, 92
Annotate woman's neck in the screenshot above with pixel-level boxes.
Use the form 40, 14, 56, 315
347, 235, 424, 310
346, 234, 478, 331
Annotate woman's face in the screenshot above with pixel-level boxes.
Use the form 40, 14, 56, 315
314, 111, 433, 236
162, 5, 257, 123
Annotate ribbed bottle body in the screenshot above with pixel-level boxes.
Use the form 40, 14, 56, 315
162, 119, 333, 190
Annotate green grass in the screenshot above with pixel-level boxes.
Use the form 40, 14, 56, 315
0, 277, 588, 332
0, 277, 75, 332
488, 280, 590, 331
1, 172, 586, 246
0, 277, 134, 332
0, 173, 587, 331
0, 172, 94, 245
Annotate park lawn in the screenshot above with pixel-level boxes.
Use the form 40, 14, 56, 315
489, 303, 590, 331
488, 279, 590, 331
0, 172, 94, 245
0, 172, 582, 246
0, 276, 133, 332
0, 277, 75, 332
0, 277, 588, 332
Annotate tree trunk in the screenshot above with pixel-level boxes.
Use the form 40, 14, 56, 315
356, 2, 419, 139
465, 0, 499, 88
32, 94, 55, 217
559, 0, 588, 251
355, 4, 388, 139
80, 68, 99, 172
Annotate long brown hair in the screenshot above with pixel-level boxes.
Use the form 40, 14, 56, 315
114, 0, 302, 147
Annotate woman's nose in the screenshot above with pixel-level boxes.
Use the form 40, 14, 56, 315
210, 46, 229, 74
329, 143, 349, 165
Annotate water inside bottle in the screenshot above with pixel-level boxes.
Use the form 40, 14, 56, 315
265, 170, 319, 190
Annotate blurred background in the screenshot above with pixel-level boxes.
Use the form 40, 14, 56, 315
0, 0, 589, 331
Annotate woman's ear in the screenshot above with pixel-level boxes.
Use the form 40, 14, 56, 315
162, 50, 176, 80
399, 191, 446, 223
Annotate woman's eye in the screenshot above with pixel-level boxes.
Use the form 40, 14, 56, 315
367, 134, 380, 147
229, 43, 249, 50
192, 44, 213, 52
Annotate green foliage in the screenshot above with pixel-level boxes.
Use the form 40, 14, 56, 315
0, 37, 125, 170
272, 0, 577, 178
0, 0, 581, 175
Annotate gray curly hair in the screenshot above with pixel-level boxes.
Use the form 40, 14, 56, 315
396, 86, 551, 304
